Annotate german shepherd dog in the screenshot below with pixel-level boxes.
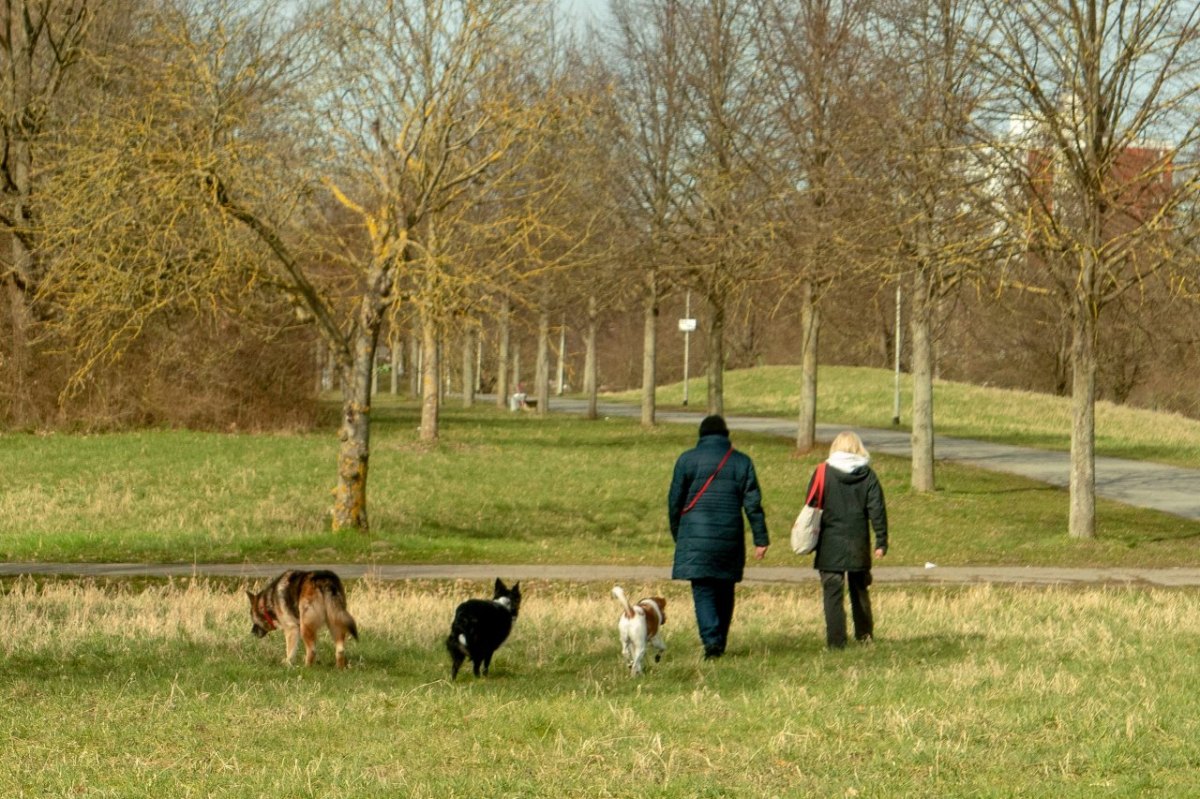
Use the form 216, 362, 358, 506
247, 570, 359, 669
445, 578, 521, 680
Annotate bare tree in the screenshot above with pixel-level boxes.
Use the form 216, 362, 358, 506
0, 0, 92, 425
121, 0, 558, 530
975, 0, 1200, 538
757, 0, 876, 450
870, 0, 995, 491
674, 0, 773, 417
609, 0, 689, 427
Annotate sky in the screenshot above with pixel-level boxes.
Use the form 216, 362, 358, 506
558, 0, 613, 31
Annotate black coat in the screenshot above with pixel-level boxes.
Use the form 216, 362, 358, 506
808, 462, 888, 572
668, 434, 769, 582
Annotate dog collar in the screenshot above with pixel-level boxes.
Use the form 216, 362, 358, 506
261, 607, 279, 630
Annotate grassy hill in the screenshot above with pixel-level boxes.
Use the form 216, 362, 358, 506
609, 364, 1200, 467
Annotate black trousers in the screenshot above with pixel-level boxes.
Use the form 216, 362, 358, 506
820, 570, 873, 648
690, 578, 736, 656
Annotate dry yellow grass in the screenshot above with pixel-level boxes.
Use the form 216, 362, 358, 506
4, 577, 1195, 659
6, 578, 1200, 797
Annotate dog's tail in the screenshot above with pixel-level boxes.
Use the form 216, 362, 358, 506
339, 608, 360, 641
446, 632, 469, 657
612, 585, 636, 618
324, 584, 359, 641
445, 629, 469, 680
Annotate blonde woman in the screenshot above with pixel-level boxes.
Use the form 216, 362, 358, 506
804, 430, 888, 648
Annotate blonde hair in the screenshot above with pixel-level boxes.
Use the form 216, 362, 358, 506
829, 430, 868, 459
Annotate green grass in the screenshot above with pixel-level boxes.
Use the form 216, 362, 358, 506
4, 392, 1200, 567
4, 577, 1199, 798
2, 396, 1200, 566
610, 364, 1200, 467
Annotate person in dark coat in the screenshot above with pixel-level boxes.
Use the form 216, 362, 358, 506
668, 414, 769, 659
806, 430, 888, 648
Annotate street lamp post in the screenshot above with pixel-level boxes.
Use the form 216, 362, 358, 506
680, 290, 695, 407
893, 282, 902, 426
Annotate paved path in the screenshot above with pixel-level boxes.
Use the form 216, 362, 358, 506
7, 561, 1200, 586
544, 398, 1200, 522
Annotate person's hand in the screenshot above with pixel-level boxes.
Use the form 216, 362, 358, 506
754, 545, 768, 560
874, 548, 885, 558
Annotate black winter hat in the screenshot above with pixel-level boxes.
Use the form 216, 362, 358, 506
698, 414, 729, 437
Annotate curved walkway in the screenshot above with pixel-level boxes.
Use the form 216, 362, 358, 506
546, 398, 1200, 522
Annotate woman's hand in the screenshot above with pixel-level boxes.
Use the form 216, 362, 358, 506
874, 548, 885, 558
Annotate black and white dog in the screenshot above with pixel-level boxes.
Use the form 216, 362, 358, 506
445, 578, 522, 680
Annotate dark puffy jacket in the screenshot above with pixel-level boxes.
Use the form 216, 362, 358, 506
808, 462, 888, 572
668, 434, 769, 582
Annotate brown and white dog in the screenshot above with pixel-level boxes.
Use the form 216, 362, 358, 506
612, 586, 667, 677
247, 569, 359, 669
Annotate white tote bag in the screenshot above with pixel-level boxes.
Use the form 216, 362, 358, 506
790, 463, 827, 555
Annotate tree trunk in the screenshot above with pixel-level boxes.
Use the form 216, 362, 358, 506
1068, 290, 1098, 539
438, 335, 446, 404
314, 338, 326, 395
706, 293, 725, 417
640, 268, 658, 427
409, 317, 421, 398
318, 339, 334, 392
796, 281, 819, 451
3, 275, 36, 427
512, 345, 522, 397
535, 308, 550, 416
584, 294, 598, 420
496, 296, 511, 408
910, 266, 936, 493
555, 321, 566, 395
330, 326, 378, 532
419, 310, 440, 442
390, 330, 402, 394
6, 146, 38, 428
462, 327, 475, 408
329, 251, 400, 532
1051, 315, 1071, 397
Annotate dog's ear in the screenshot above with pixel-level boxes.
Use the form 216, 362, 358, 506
246, 590, 256, 606
511, 581, 520, 597
494, 577, 506, 596
654, 597, 666, 609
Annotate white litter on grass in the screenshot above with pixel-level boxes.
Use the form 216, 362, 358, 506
925, 562, 937, 569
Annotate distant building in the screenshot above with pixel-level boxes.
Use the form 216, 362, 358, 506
1025, 141, 1174, 228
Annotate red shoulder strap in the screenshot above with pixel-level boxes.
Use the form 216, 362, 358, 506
682, 447, 734, 514
805, 462, 827, 508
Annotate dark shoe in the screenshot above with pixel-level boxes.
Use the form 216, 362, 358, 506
703, 647, 724, 660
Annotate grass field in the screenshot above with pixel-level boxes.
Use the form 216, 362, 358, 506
6, 366, 1200, 797
3, 394, 1200, 567
3, 577, 1198, 798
